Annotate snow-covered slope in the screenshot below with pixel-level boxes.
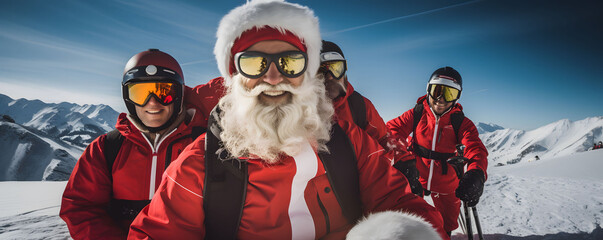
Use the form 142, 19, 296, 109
479, 117, 603, 166
478, 149, 603, 236
0, 93, 119, 147
2, 150, 602, 239
0, 121, 79, 181
0, 181, 69, 239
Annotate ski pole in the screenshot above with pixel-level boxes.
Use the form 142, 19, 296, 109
472, 206, 484, 240
463, 201, 473, 240
448, 144, 485, 240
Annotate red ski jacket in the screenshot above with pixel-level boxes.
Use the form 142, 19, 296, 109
128, 120, 448, 240
184, 77, 225, 122
387, 95, 488, 194
332, 82, 389, 147
60, 108, 206, 240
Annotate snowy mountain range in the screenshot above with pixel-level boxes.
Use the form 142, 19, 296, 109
0, 94, 119, 181
0, 93, 118, 147
479, 117, 603, 166
1, 93, 602, 181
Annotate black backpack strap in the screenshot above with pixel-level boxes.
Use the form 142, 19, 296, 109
204, 106, 248, 240
412, 100, 424, 136
104, 129, 124, 179
318, 123, 363, 224
411, 143, 456, 162
347, 91, 368, 129
164, 126, 207, 170
410, 99, 424, 155
191, 126, 205, 140
450, 111, 465, 142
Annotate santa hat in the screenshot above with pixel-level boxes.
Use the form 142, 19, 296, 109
214, 0, 321, 86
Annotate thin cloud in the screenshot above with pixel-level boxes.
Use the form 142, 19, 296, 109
115, 0, 219, 43
324, 0, 484, 36
181, 58, 215, 66
0, 22, 123, 65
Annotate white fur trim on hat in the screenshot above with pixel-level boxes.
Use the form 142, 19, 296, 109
346, 211, 442, 240
214, 0, 322, 86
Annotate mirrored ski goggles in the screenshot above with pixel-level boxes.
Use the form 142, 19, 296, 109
428, 84, 460, 102
234, 51, 307, 78
319, 60, 347, 79
126, 82, 178, 106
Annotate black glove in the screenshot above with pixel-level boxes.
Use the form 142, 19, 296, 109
393, 159, 424, 197
455, 169, 485, 207
447, 156, 470, 179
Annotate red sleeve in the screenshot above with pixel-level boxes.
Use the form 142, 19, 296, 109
340, 120, 449, 240
458, 118, 489, 179
385, 109, 417, 163
59, 136, 126, 240
128, 137, 207, 240
184, 77, 226, 120
386, 108, 415, 142
362, 97, 389, 148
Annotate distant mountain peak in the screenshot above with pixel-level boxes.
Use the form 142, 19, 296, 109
476, 122, 504, 134
480, 116, 603, 166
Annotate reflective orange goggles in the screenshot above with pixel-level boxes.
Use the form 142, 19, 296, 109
319, 60, 347, 79
126, 82, 178, 106
428, 84, 461, 102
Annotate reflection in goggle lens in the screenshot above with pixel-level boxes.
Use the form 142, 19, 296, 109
127, 82, 177, 106
320, 61, 346, 79
236, 51, 307, 78
428, 84, 460, 102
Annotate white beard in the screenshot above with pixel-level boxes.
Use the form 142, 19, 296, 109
217, 72, 334, 163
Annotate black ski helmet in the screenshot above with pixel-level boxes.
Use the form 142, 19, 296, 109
427, 66, 463, 101
321, 40, 345, 59
122, 49, 184, 132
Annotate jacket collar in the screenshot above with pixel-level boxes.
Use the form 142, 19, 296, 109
116, 107, 199, 146
332, 80, 355, 108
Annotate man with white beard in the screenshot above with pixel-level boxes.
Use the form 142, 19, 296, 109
129, 0, 447, 239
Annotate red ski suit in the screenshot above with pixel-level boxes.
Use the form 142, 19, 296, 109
332, 82, 389, 147
129, 120, 448, 240
387, 95, 488, 232
60, 108, 206, 240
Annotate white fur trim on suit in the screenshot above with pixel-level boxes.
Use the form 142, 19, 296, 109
346, 211, 442, 240
214, 0, 322, 86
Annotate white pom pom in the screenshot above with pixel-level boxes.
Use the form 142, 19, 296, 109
347, 210, 441, 240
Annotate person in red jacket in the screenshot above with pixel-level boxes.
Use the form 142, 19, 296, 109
129, 1, 447, 239
319, 40, 421, 196
319, 40, 389, 147
59, 49, 207, 239
387, 66, 488, 236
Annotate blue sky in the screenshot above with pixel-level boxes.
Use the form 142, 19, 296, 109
1, 0, 601, 130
